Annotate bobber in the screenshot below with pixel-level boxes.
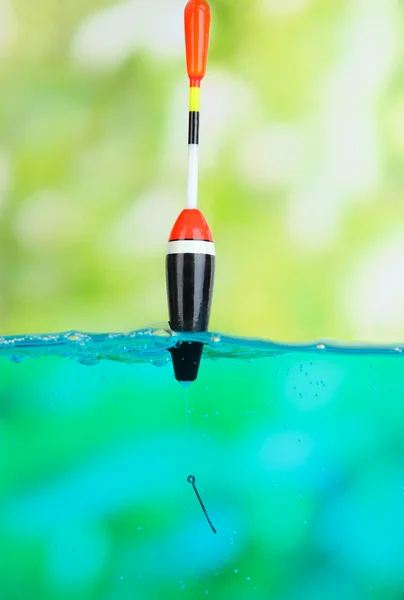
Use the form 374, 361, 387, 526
166, 0, 214, 382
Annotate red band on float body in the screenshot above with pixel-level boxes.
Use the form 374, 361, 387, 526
169, 209, 213, 242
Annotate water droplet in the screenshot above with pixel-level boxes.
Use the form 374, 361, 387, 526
246, 576, 251, 581
204, 591, 209, 595
234, 569, 238, 574
204, 414, 209, 418
137, 526, 142, 531
119, 576, 124, 581
316, 344, 325, 351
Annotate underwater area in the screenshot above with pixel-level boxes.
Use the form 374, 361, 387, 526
2, 329, 404, 600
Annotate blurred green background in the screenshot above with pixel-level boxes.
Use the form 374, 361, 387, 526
2, 0, 404, 342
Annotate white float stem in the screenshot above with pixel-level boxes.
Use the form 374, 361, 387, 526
186, 144, 199, 209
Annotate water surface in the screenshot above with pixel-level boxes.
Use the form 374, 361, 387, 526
1, 328, 404, 599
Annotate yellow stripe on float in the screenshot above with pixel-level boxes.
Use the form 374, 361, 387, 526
189, 87, 201, 112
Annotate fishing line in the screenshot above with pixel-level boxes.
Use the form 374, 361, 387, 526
185, 386, 189, 443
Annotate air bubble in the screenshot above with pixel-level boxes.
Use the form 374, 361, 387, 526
152, 358, 169, 367
9, 356, 25, 364
77, 357, 100, 366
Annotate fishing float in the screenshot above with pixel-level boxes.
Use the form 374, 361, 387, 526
166, 0, 215, 383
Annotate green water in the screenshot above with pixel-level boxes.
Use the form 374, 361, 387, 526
1, 328, 404, 599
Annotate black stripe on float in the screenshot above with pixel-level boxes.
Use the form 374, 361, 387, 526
188, 111, 200, 145
169, 238, 212, 242
166, 253, 215, 332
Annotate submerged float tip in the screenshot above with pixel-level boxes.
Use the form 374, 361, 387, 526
169, 341, 204, 382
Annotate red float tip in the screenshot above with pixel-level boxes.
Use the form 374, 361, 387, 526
169, 209, 213, 242
184, 0, 211, 86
